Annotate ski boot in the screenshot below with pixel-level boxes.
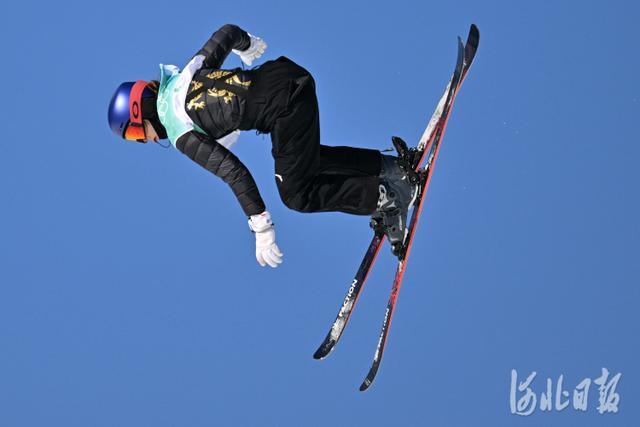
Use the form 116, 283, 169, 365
371, 137, 420, 256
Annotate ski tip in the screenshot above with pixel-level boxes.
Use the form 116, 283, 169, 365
359, 378, 372, 392
359, 365, 380, 391
313, 341, 335, 360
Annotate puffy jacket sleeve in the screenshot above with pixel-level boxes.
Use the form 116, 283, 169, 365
195, 24, 251, 69
176, 131, 266, 217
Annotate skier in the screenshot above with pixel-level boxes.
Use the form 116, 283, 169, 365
108, 24, 416, 268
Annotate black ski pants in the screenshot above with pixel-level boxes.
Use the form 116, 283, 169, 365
243, 58, 382, 215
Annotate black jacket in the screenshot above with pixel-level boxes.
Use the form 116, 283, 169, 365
175, 24, 265, 217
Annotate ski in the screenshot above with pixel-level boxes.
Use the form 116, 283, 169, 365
313, 232, 384, 360
313, 29, 470, 361
313, 24, 480, 391
416, 24, 479, 166
360, 25, 480, 391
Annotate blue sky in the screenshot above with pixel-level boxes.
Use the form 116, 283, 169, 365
1, 0, 638, 426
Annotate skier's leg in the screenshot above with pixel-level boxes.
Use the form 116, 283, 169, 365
282, 173, 380, 214
317, 145, 382, 177
271, 78, 380, 215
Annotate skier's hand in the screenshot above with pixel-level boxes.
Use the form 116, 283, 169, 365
232, 34, 267, 66
248, 211, 283, 268
191, 54, 205, 70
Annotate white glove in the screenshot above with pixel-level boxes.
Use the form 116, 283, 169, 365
248, 211, 283, 268
232, 33, 267, 66
190, 54, 205, 70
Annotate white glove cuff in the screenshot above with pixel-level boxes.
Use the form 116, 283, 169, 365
248, 211, 273, 233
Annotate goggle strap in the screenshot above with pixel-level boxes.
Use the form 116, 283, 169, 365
129, 80, 148, 127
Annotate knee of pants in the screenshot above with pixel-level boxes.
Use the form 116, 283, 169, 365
280, 194, 306, 212
276, 179, 311, 213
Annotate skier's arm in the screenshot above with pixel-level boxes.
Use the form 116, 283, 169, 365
176, 131, 266, 217
195, 24, 251, 69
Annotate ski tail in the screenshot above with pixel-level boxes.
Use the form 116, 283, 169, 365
416, 36, 465, 162
463, 24, 480, 79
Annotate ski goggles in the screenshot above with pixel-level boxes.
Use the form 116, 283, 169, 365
123, 80, 148, 142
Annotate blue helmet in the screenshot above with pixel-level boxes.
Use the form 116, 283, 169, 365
107, 81, 154, 140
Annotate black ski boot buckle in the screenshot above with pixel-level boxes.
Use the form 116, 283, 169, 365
391, 136, 420, 185
369, 215, 385, 233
